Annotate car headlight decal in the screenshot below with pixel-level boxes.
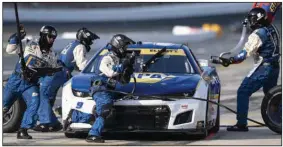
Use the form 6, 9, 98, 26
72, 89, 90, 97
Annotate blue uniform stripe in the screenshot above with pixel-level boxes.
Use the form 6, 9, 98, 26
233, 50, 247, 63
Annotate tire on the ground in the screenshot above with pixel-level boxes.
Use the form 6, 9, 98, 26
261, 85, 282, 134
3, 98, 26, 133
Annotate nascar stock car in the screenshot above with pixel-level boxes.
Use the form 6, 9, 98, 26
61, 42, 221, 138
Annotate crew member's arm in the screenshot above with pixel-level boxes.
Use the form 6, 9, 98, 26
6, 34, 28, 54
6, 25, 27, 54
231, 30, 264, 64
73, 44, 88, 71
46, 49, 60, 68
99, 56, 124, 78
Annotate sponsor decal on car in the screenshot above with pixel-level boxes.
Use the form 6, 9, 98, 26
99, 49, 186, 56
129, 73, 175, 83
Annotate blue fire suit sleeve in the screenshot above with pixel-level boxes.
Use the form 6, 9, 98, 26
232, 50, 248, 64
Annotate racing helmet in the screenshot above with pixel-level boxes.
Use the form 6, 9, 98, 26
39, 25, 57, 50
109, 34, 136, 58
76, 27, 100, 52
247, 7, 269, 30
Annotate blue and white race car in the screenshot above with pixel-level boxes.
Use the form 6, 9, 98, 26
62, 42, 221, 138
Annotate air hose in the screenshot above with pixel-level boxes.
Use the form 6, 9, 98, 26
219, 18, 248, 58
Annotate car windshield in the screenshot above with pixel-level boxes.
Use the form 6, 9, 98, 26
83, 48, 194, 74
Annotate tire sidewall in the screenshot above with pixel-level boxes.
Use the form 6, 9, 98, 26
261, 85, 282, 134
3, 98, 26, 133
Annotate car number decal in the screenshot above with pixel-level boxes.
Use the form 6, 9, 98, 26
76, 102, 84, 109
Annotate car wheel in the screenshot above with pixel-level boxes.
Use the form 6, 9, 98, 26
210, 93, 220, 133
3, 80, 26, 133
3, 99, 26, 133
261, 85, 282, 134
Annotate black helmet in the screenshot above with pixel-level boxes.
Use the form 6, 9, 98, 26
247, 7, 269, 30
109, 34, 136, 58
76, 27, 100, 52
39, 25, 57, 50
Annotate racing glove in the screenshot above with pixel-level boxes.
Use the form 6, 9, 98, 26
8, 24, 26, 44
19, 24, 26, 39
219, 57, 233, 67
211, 56, 232, 67
121, 58, 131, 68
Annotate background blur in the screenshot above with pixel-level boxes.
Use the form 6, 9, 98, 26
2, 2, 282, 104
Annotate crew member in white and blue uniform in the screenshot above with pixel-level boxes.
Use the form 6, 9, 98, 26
3, 25, 61, 139
33, 27, 100, 132
221, 8, 280, 131
86, 34, 136, 143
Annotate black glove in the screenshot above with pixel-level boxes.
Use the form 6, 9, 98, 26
219, 57, 233, 67
19, 24, 26, 39
8, 24, 26, 43
119, 65, 134, 84
121, 58, 131, 68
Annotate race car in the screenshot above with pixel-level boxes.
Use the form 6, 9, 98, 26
62, 42, 221, 138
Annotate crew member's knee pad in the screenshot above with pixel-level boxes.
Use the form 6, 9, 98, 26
99, 103, 113, 119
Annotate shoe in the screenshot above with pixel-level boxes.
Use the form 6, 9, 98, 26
227, 124, 249, 132
48, 123, 63, 132
86, 135, 105, 143
33, 124, 49, 132
17, 128, 32, 139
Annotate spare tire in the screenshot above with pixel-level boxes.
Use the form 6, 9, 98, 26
3, 79, 26, 133
261, 85, 282, 134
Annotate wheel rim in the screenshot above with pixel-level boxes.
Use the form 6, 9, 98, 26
266, 92, 282, 127
3, 105, 15, 125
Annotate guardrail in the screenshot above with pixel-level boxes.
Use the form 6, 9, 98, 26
3, 3, 252, 22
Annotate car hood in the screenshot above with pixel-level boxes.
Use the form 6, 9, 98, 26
71, 73, 201, 96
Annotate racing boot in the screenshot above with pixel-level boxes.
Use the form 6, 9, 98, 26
48, 123, 63, 132
17, 128, 32, 139
227, 123, 249, 132
33, 124, 49, 132
86, 135, 105, 143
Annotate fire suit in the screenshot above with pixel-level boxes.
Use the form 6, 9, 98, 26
3, 36, 58, 129
88, 51, 125, 137
231, 25, 280, 125
37, 40, 89, 126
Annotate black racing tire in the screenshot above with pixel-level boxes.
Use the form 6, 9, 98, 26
3, 79, 26, 133
261, 85, 282, 134
3, 98, 26, 133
